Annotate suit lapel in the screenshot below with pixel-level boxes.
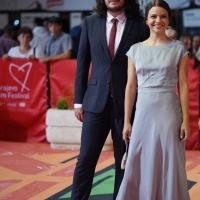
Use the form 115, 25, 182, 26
100, 17, 111, 61
114, 18, 133, 59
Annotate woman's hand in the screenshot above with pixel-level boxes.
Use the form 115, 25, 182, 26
180, 121, 190, 142
2, 54, 11, 60
122, 122, 132, 145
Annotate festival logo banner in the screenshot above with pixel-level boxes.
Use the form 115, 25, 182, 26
46, 0, 64, 8
0, 59, 47, 142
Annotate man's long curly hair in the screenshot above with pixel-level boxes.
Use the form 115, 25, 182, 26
93, 0, 142, 18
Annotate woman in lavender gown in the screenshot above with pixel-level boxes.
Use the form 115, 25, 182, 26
116, 0, 190, 199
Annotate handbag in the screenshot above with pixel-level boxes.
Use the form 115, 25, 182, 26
121, 142, 129, 170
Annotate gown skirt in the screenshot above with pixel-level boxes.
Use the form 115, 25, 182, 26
116, 87, 190, 200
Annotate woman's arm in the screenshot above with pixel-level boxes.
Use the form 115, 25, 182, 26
178, 54, 190, 142
123, 57, 137, 144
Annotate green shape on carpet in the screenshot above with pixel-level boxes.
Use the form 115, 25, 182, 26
45, 163, 197, 200
60, 168, 115, 198
91, 168, 114, 195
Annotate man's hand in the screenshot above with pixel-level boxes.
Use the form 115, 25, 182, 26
39, 57, 50, 63
2, 54, 11, 60
28, 55, 35, 60
74, 108, 84, 122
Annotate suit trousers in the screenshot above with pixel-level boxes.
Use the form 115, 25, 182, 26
71, 96, 125, 200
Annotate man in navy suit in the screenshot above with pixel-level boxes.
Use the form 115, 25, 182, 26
71, 0, 149, 199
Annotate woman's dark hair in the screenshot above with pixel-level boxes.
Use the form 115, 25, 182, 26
144, 0, 171, 21
93, 0, 142, 18
17, 27, 33, 39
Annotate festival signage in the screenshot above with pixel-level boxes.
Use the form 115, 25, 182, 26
0, 59, 47, 142
21, 12, 59, 29
183, 8, 200, 27
139, 0, 190, 11
0, 0, 95, 11
46, 0, 64, 8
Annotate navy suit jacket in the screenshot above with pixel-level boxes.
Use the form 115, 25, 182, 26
74, 14, 149, 115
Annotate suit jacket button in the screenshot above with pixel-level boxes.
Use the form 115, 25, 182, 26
107, 81, 110, 84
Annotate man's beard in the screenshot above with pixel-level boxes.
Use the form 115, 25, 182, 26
107, 5, 124, 12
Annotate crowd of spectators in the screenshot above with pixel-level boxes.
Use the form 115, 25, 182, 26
0, 15, 87, 61
0, 15, 200, 64
165, 26, 200, 63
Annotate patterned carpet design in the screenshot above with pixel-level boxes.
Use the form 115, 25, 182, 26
0, 142, 199, 200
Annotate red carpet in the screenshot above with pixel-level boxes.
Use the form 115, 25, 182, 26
0, 142, 199, 200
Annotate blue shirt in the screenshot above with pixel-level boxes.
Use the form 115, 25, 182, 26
45, 31, 72, 56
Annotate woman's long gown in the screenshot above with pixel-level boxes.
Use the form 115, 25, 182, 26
116, 40, 190, 200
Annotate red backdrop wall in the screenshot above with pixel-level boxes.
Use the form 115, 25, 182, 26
50, 59, 77, 109
186, 59, 200, 150
0, 59, 199, 149
0, 59, 47, 142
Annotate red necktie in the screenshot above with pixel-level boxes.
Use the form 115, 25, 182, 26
109, 18, 118, 59
108, 18, 117, 96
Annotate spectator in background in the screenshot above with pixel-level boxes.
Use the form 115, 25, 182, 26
179, 34, 192, 56
192, 35, 200, 58
43, 17, 49, 31
40, 16, 72, 62
69, 12, 91, 58
194, 39, 200, 69
165, 26, 177, 40
192, 36, 200, 126
3, 27, 40, 59
30, 17, 49, 57
0, 24, 18, 57
43, 17, 50, 36
196, 46, 200, 129
196, 47, 200, 60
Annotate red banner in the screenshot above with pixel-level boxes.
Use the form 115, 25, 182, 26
0, 58, 199, 149
0, 59, 47, 142
50, 59, 77, 109
186, 59, 200, 150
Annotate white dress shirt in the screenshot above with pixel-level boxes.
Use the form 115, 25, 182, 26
106, 11, 126, 55
74, 12, 127, 108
